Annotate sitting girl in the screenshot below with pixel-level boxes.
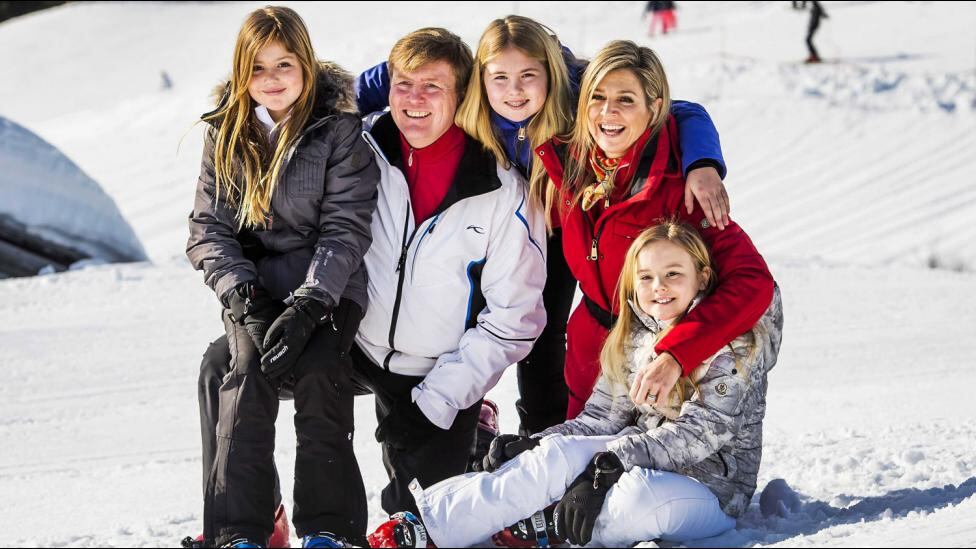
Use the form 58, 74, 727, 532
382, 220, 783, 548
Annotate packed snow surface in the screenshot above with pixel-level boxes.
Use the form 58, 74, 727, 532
1, 1, 974, 547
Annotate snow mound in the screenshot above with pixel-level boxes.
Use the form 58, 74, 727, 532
0, 115, 147, 266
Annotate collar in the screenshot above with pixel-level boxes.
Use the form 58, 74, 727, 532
593, 127, 653, 190
490, 110, 534, 133
369, 113, 503, 210
254, 105, 277, 136
398, 123, 466, 167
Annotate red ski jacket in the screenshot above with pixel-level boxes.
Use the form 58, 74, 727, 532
535, 116, 775, 374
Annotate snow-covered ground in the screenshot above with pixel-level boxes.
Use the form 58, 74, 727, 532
1, 1, 974, 547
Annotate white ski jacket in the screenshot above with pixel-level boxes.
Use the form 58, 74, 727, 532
356, 113, 547, 429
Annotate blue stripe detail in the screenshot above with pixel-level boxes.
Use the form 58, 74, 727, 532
465, 257, 488, 328
515, 193, 545, 258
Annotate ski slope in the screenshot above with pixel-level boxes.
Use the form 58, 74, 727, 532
1, 2, 974, 547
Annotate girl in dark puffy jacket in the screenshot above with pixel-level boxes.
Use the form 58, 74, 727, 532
185, 6, 379, 548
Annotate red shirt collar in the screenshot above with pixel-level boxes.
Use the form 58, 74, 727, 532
398, 124, 466, 168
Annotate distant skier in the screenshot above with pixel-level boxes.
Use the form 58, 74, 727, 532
160, 70, 172, 90
645, 0, 677, 36
805, 0, 829, 63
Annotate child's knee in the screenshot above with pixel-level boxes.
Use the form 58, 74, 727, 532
199, 337, 232, 389
602, 470, 735, 542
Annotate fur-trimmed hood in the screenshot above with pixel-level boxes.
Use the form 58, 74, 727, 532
202, 60, 357, 124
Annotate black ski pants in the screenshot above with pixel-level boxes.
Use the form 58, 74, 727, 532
202, 299, 365, 547
515, 228, 575, 435
198, 311, 481, 545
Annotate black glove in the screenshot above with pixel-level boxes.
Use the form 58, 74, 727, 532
554, 451, 625, 546
226, 281, 277, 353
474, 434, 540, 473
260, 297, 333, 380
374, 398, 441, 451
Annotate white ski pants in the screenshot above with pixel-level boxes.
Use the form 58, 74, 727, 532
409, 434, 735, 547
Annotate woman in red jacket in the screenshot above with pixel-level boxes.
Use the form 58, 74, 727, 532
535, 40, 777, 418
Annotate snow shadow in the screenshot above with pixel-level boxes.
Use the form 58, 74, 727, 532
688, 476, 976, 547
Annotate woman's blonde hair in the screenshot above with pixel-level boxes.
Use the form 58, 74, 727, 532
202, 6, 319, 229
600, 220, 715, 387
456, 15, 574, 225
561, 40, 672, 217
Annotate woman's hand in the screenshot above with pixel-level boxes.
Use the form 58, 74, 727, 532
685, 166, 729, 230
629, 352, 682, 407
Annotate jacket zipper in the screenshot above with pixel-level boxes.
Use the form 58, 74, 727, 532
586, 214, 609, 262
388, 206, 422, 352
410, 214, 441, 280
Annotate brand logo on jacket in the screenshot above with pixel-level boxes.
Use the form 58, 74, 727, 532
466, 225, 486, 235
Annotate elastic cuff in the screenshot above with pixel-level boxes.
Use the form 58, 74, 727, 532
685, 158, 723, 178
413, 389, 458, 430
216, 273, 256, 308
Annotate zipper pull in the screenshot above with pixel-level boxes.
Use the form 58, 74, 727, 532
267, 213, 274, 230
589, 238, 599, 261
396, 248, 407, 273
517, 126, 526, 141
408, 148, 414, 167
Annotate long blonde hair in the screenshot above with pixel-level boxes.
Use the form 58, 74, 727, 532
202, 6, 319, 229
600, 220, 715, 387
456, 15, 574, 222
561, 40, 672, 217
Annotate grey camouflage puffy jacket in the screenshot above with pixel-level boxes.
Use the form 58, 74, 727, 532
540, 286, 783, 517
186, 62, 379, 309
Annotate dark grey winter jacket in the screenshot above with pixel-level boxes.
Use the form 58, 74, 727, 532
540, 287, 784, 517
186, 62, 379, 310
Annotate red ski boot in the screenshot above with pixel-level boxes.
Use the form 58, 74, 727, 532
269, 503, 292, 548
182, 503, 290, 548
367, 512, 433, 548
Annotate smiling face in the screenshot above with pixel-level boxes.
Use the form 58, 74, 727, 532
247, 40, 303, 123
483, 46, 548, 123
389, 60, 459, 149
635, 240, 709, 322
586, 68, 661, 158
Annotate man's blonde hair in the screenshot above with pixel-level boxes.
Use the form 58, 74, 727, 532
388, 27, 474, 98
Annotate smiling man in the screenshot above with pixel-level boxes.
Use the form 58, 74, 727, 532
347, 27, 548, 541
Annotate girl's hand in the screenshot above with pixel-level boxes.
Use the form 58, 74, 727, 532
684, 166, 729, 230
630, 352, 682, 407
